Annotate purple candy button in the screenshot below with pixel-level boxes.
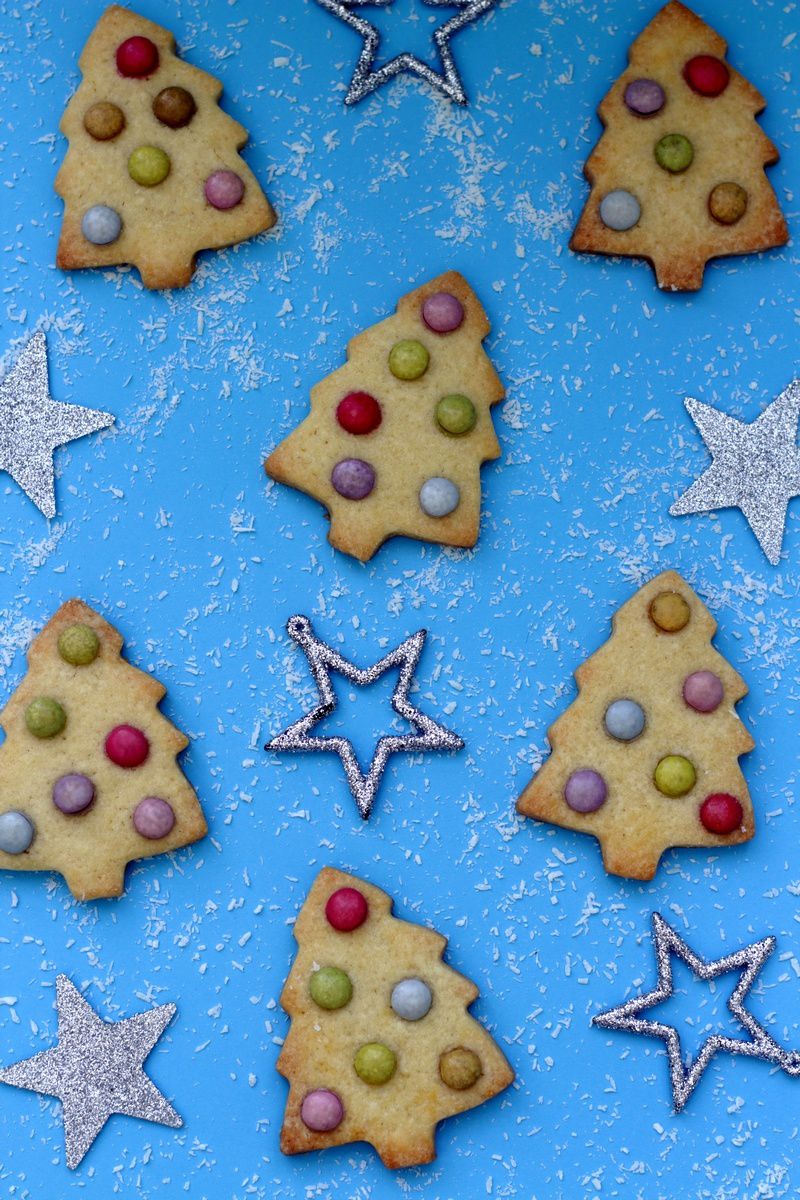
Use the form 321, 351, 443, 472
133, 796, 175, 840
683, 670, 724, 713
624, 78, 666, 116
204, 169, 245, 211
564, 769, 607, 814
301, 1088, 344, 1132
331, 458, 376, 500
422, 291, 464, 334
52, 773, 95, 815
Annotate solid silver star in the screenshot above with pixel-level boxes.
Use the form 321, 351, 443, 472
315, 0, 496, 105
670, 381, 800, 565
266, 615, 464, 819
0, 331, 115, 519
0, 975, 182, 1169
594, 913, 800, 1111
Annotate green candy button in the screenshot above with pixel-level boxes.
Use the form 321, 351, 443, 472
25, 697, 67, 739
655, 133, 694, 174
654, 754, 696, 798
354, 1041, 397, 1085
58, 624, 100, 666
436, 394, 477, 435
309, 966, 352, 1010
128, 145, 171, 187
388, 340, 429, 381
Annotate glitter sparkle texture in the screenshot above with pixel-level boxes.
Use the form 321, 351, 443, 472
0, 975, 182, 1169
593, 913, 800, 1111
314, 0, 496, 105
670, 381, 800, 566
266, 614, 464, 819
0, 331, 115, 520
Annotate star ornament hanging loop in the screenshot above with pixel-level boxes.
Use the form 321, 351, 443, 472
315, 0, 497, 105
593, 913, 800, 1112
266, 614, 464, 820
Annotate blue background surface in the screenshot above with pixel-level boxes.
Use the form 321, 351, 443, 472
1, 0, 799, 1195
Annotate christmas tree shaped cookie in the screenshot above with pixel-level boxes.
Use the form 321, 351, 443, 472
278, 867, 514, 1168
516, 571, 754, 880
55, 6, 276, 289
0, 600, 207, 900
571, 1, 787, 290
265, 271, 504, 560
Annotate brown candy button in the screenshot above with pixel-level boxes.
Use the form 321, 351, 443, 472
152, 86, 197, 128
649, 590, 690, 633
83, 101, 125, 141
708, 182, 748, 226
439, 1046, 482, 1090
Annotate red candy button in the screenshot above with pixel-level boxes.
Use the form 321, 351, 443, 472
336, 392, 382, 436
684, 55, 729, 97
116, 36, 159, 78
105, 724, 150, 768
325, 886, 368, 931
700, 792, 743, 835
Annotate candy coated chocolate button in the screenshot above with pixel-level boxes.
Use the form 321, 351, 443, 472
604, 699, 645, 742
354, 1042, 396, 1085
683, 670, 724, 713
388, 340, 429, 381
205, 170, 245, 211
391, 977, 432, 1021
301, 1089, 344, 1132
439, 1047, 482, 1090
624, 78, 665, 116
422, 291, 465, 333
132, 796, 175, 839
709, 182, 748, 225
58, 623, 100, 665
25, 697, 66, 739
419, 477, 460, 518
116, 35, 159, 78
599, 189, 641, 232
700, 792, 743, 835
564, 769, 607, 813
325, 886, 368, 931
105, 724, 149, 768
331, 458, 376, 500
654, 755, 696, 797
655, 133, 693, 174
52, 773, 95, 815
153, 86, 196, 128
436, 394, 476, 435
0, 811, 34, 855
81, 205, 123, 246
684, 55, 729, 97
337, 392, 382, 435
128, 145, 170, 187
309, 966, 353, 1010
649, 591, 690, 632
83, 101, 125, 141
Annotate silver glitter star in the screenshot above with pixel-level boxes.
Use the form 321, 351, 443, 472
0, 975, 182, 1169
315, 0, 496, 105
670, 381, 800, 566
266, 615, 464, 819
0, 331, 115, 519
594, 913, 800, 1111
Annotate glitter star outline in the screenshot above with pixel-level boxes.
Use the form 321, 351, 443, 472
0, 331, 115, 519
265, 614, 464, 820
593, 913, 800, 1112
670, 380, 800, 566
315, 0, 497, 105
0, 974, 182, 1169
